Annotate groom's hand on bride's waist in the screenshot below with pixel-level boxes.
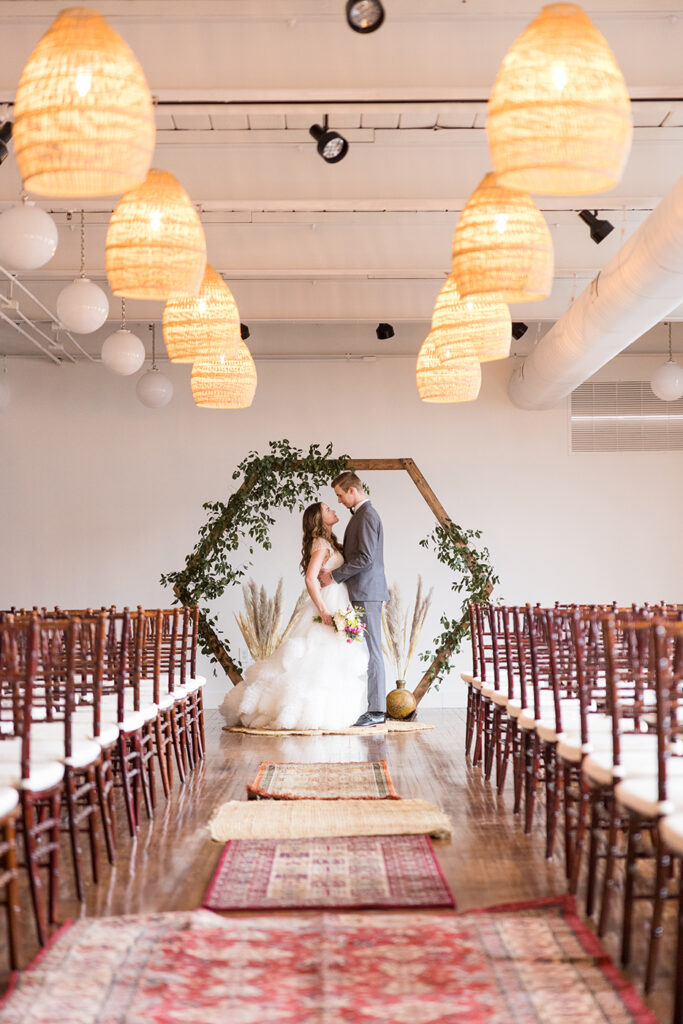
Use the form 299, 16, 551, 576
319, 569, 333, 587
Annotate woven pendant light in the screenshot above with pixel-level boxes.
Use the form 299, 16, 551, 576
163, 265, 240, 363
13, 8, 154, 197
191, 342, 257, 409
432, 280, 511, 365
416, 332, 481, 403
106, 170, 206, 299
487, 4, 632, 195
451, 173, 553, 302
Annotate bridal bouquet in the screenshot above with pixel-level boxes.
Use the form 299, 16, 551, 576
314, 604, 367, 644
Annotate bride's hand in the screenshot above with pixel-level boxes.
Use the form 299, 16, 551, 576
320, 610, 333, 627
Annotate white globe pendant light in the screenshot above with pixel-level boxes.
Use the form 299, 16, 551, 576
0, 199, 58, 270
57, 278, 109, 333
137, 367, 173, 407
136, 324, 173, 407
651, 322, 683, 402
56, 211, 108, 333
101, 299, 145, 376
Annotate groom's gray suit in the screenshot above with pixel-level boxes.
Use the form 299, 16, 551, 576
331, 501, 389, 714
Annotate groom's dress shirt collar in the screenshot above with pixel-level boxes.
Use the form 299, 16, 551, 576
351, 498, 369, 515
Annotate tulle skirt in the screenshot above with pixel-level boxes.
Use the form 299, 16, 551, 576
220, 582, 369, 730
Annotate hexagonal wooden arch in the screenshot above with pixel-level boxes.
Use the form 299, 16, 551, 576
175, 457, 484, 706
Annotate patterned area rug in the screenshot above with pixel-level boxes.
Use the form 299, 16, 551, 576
208, 797, 453, 841
203, 834, 455, 911
224, 719, 434, 736
0, 898, 657, 1023
247, 760, 400, 800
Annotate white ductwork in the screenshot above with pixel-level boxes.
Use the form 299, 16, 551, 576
508, 175, 683, 409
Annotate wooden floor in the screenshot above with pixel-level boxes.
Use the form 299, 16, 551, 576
1, 708, 676, 1021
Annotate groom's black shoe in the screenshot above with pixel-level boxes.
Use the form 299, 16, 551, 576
351, 711, 386, 727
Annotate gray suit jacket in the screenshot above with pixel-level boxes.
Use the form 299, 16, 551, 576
331, 501, 389, 603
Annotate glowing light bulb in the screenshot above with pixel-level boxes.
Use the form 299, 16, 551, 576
198, 298, 206, 314
495, 213, 508, 235
551, 64, 567, 92
149, 209, 162, 231
75, 70, 92, 97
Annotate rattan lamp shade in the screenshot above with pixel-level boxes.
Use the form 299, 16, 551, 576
106, 170, 206, 299
13, 8, 154, 197
163, 264, 240, 363
416, 332, 481, 403
487, 4, 632, 195
433, 287, 511, 366
451, 173, 553, 302
191, 342, 257, 409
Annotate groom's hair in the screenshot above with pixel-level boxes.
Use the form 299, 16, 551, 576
332, 470, 364, 492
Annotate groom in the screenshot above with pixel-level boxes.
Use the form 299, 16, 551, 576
319, 470, 389, 727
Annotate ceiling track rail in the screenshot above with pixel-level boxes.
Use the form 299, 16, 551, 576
0, 266, 96, 363
0, 306, 62, 365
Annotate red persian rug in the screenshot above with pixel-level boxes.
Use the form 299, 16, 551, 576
203, 834, 455, 911
246, 759, 400, 799
0, 897, 657, 1024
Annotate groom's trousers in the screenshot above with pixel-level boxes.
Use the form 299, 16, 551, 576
359, 601, 385, 714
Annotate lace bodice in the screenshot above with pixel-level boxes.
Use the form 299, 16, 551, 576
311, 537, 344, 573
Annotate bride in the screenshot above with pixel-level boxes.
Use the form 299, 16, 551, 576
220, 501, 368, 730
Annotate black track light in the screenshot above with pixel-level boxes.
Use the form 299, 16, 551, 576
511, 322, 528, 341
309, 116, 349, 164
0, 121, 12, 166
578, 209, 614, 245
376, 322, 394, 340
346, 0, 385, 33
240, 323, 250, 341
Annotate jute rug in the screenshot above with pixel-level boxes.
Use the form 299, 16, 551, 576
208, 798, 453, 841
224, 719, 434, 736
203, 834, 455, 911
247, 760, 400, 800
0, 897, 657, 1023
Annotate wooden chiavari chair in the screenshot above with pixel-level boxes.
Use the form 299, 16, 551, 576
0, 618, 62, 946
69, 611, 119, 865
579, 614, 659, 931
612, 618, 683, 994
28, 617, 104, 903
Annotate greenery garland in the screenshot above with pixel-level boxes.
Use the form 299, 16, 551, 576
417, 521, 499, 689
160, 438, 497, 693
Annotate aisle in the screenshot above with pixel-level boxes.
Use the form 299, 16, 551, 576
0, 709, 671, 1022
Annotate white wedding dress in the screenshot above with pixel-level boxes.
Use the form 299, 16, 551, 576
220, 540, 368, 730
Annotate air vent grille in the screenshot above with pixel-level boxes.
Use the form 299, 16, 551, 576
571, 380, 683, 452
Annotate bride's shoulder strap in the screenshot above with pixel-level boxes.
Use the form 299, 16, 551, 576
310, 537, 330, 553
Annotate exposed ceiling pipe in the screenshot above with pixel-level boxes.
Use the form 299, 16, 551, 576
508, 174, 683, 410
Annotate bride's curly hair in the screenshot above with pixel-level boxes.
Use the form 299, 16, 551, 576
300, 502, 341, 575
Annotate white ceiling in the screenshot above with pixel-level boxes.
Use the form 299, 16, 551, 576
1, 0, 683, 362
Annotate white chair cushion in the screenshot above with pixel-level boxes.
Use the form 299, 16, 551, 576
0, 786, 19, 818
582, 734, 659, 787
69, 709, 120, 747
557, 731, 614, 764
506, 698, 529, 720
138, 682, 174, 711
75, 700, 152, 733
461, 673, 483, 692
660, 812, 683, 856
99, 695, 159, 723
119, 710, 148, 733
0, 746, 64, 792
538, 710, 614, 747
23, 725, 101, 769
615, 771, 683, 819
518, 710, 538, 731
185, 675, 206, 691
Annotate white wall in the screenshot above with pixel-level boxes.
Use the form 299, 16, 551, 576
1, 350, 681, 710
